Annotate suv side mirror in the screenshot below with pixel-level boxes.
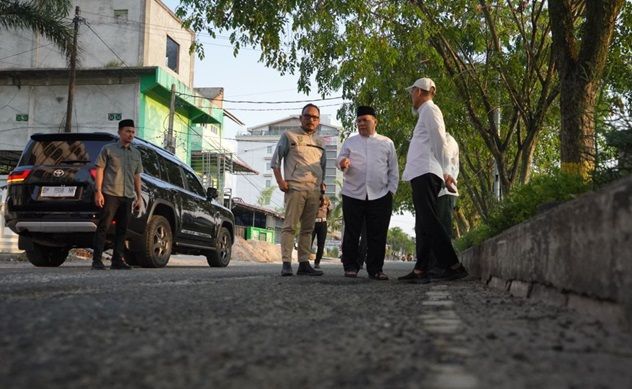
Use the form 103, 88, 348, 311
206, 187, 218, 200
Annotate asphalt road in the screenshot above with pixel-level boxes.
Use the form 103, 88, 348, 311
1, 257, 631, 389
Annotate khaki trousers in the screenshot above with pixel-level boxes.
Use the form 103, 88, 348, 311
281, 189, 321, 263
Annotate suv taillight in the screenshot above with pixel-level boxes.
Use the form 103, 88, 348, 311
89, 168, 97, 181
7, 169, 32, 184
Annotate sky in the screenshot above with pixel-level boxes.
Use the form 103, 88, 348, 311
163, 1, 417, 236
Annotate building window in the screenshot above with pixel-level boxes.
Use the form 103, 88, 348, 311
267, 145, 272, 154
166, 36, 179, 73
266, 161, 271, 170
266, 180, 271, 188
114, 9, 128, 22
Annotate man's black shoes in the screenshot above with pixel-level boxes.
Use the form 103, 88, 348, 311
91, 260, 106, 270
297, 261, 323, 276
397, 270, 430, 284
432, 264, 468, 281
111, 261, 132, 270
281, 262, 293, 276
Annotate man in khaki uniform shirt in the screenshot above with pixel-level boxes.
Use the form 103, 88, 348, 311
271, 104, 326, 276
91, 119, 143, 270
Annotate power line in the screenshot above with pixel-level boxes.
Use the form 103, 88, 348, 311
175, 91, 343, 104
68, 10, 233, 40
222, 103, 342, 111
82, 21, 129, 67
0, 43, 53, 61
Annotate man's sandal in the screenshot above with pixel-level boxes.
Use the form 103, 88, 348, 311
344, 270, 358, 278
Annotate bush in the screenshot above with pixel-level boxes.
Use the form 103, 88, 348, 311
455, 170, 591, 251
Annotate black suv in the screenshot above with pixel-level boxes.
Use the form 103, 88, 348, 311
4, 132, 234, 268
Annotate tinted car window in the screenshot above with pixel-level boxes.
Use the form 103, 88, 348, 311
19, 140, 112, 166
182, 169, 205, 197
161, 159, 184, 188
137, 146, 161, 179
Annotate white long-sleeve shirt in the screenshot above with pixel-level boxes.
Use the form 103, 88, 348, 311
402, 100, 450, 183
337, 132, 399, 200
438, 133, 459, 197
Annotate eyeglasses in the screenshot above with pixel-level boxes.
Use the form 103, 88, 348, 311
302, 114, 320, 121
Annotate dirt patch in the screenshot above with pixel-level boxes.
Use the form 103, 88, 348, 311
232, 236, 283, 263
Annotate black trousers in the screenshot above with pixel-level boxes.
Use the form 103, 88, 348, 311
341, 192, 392, 275
357, 222, 367, 269
92, 194, 132, 263
311, 221, 327, 264
411, 174, 459, 271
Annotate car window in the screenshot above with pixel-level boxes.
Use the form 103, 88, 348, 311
20, 140, 112, 166
182, 169, 206, 197
161, 159, 184, 188
137, 146, 161, 179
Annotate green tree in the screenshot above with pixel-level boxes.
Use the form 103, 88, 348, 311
257, 186, 275, 206
549, 0, 626, 179
176, 1, 563, 222
386, 227, 415, 258
0, 0, 73, 55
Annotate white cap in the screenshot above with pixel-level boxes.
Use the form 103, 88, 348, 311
405, 77, 436, 92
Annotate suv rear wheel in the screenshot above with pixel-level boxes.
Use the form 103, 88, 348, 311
206, 227, 232, 267
25, 243, 69, 267
138, 215, 172, 268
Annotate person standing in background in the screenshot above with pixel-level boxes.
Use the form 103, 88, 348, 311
428, 132, 460, 275
312, 185, 331, 269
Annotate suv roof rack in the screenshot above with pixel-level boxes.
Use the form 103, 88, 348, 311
31, 132, 117, 141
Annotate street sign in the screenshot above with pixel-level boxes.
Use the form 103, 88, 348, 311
108, 113, 122, 121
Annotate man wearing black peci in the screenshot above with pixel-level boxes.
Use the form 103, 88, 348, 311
338, 106, 399, 280
91, 119, 143, 270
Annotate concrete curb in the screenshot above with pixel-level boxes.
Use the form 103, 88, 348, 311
460, 174, 632, 328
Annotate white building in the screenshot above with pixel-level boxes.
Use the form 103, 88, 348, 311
235, 116, 342, 210
0, 0, 255, 191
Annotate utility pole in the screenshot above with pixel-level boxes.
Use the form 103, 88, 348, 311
165, 84, 176, 153
64, 6, 80, 133
493, 107, 502, 200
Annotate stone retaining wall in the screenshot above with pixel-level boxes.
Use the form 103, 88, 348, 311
460, 174, 632, 327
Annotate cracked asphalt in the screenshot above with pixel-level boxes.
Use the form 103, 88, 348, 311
1, 257, 631, 389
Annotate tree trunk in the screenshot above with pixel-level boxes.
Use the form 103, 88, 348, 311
558, 77, 597, 177
549, 0, 625, 179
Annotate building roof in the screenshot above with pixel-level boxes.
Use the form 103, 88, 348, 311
247, 116, 299, 131
246, 115, 343, 133
232, 197, 284, 219
196, 87, 224, 101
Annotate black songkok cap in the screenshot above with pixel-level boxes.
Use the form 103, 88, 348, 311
118, 119, 135, 129
356, 106, 376, 117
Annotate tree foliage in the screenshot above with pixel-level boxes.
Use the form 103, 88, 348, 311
256, 186, 275, 206
386, 227, 415, 257
0, 0, 73, 56
176, 0, 628, 227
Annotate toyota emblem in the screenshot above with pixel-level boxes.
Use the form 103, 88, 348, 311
53, 169, 65, 177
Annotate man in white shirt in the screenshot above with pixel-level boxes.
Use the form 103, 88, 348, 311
428, 132, 460, 273
338, 106, 399, 280
438, 133, 459, 238
399, 78, 468, 283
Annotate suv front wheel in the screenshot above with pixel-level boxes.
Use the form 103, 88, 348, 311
25, 243, 69, 267
206, 227, 232, 267
138, 215, 172, 268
